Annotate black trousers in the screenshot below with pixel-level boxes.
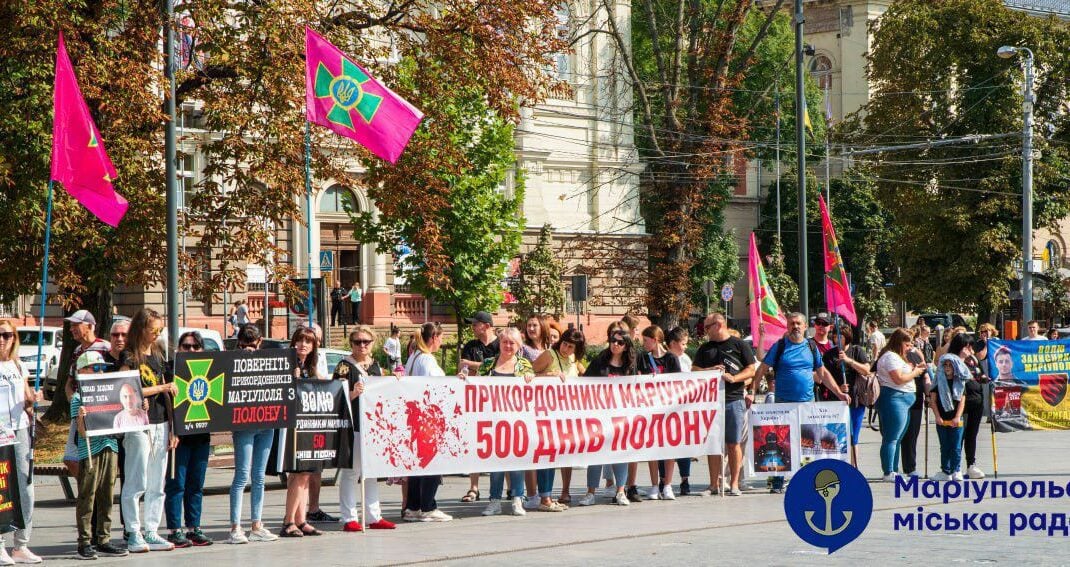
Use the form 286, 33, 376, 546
963, 398, 984, 467
406, 476, 441, 512
900, 405, 924, 475
330, 301, 344, 326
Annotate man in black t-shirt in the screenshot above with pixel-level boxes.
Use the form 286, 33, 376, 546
693, 313, 756, 496
459, 311, 499, 374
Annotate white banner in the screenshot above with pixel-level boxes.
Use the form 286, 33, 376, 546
359, 371, 724, 478
746, 401, 851, 479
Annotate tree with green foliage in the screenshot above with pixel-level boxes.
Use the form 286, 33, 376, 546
511, 224, 566, 320
352, 60, 525, 353
759, 166, 893, 324
858, 0, 1070, 320
592, 0, 827, 327
1039, 261, 1070, 326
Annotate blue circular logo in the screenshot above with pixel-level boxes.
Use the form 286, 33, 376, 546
784, 459, 872, 554
330, 77, 361, 108
188, 377, 210, 403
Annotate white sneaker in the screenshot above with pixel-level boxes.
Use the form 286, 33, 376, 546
614, 491, 630, 506
881, 473, 898, 482
482, 500, 503, 516
951, 471, 965, 481
644, 486, 661, 500
227, 528, 249, 544
661, 485, 676, 500
402, 509, 422, 522
577, 493, 597, 506
143, 532, 174, 551
419, 509, 453, 522
930, 471, 950, 481
966, 466, 985, 479
0, 547, 13, 566
523, 496, 539, 510
10, 547, 41, 565
248, 526, 278, 542
511, 496, 527, 516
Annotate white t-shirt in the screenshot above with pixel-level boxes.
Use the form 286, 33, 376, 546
868, 331, 886, 355
876, 351, 915, 393
384, 337, 401, 360
677, 353, 693, 372
405, 352, 444, 377
0, 360, 29, 430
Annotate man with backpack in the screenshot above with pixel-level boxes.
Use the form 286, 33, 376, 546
748, 312, 851, 491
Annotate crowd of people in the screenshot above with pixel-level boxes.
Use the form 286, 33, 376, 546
0, 308, 1037, 561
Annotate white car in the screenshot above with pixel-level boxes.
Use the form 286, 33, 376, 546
160, 327, 226, 352
16, 326, 63, 397
322, 348, 348, 376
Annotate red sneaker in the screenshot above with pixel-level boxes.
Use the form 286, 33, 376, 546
368, 519, 397, 530
343, 521, 364, 532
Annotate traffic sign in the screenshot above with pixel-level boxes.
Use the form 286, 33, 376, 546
721, 283, 734, 302
703, 280, 715, 296
319, 250, 334, 272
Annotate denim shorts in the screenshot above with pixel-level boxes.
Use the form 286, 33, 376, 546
724, 399, 747, 444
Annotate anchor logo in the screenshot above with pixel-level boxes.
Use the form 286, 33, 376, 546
804, 469, 852, 536
784, 459, 872, 554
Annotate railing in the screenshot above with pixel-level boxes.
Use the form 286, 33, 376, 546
393, 293, 429, 323
246, 296, 264, 321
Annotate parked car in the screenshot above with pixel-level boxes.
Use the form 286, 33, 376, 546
222, 337, 290, 350
16, 326, 63, 399
916, 313, 972, 332
321, 348, 348, 376
160, 327, 226, 352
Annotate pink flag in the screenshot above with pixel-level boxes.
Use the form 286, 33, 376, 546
747, 233, 787, 351
51, 32, 127, 227
305, 27, 423, 164
819, 196, 858, 326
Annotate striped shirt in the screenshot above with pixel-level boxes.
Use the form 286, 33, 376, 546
69, 393, 118, 460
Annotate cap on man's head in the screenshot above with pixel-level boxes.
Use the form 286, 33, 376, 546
814, 313, 831, 325
464, 311, 493, 325
65, 310, 96, 326
76, 351, 105, 370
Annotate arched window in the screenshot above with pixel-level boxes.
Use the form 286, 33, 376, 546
809, 55, 833, 90
553, 3, 573, 83
1045, 240, 1062, 270
319, 185, 357, 214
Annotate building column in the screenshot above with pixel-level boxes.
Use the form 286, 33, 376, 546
363, 207, 392, 325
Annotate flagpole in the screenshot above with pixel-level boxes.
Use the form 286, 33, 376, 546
305, 121, 314, 328
29, 181, 55, 483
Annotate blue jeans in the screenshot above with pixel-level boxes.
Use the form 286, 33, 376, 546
936, 424, 964, 475
489, 471, 524, 500
877, 388, 916, 475
849, 406, 866, 446
230, 428, 274, 525
536, 469, 555, 498
587, 464, 627, 490
164, 439, 210, 529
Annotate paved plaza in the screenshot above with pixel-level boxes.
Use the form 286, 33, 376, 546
25, 423, 1070, 566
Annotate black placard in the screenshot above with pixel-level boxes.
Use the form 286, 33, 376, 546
77, 371, 150, 436
173, 350, 297, 435
279, 380, 352, 471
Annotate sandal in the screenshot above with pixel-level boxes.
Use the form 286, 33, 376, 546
280, 523, 303, 538
557, 494, 571, 505
297, 522, 323, 536
461, 489, 480, 503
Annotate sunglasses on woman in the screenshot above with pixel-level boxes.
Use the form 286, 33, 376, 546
0, 333, 13, 340
350, 339, 373, 347
611, 339, 628, 346
179, 342, 200, 350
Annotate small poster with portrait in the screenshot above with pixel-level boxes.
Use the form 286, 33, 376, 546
747, 402, 799, 478
77, 370, 151, 436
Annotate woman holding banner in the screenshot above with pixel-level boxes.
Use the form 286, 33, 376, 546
636, 325, 682, 501
402, 322, 452, 522
875, 329, 927, 482
335, 326, 396, 531
228, 324, 279, 544
480, 328, 539, 516
280, 327, 324, 537
578, 329, 637, 507
531, 328, 585, 509
119, 308, 177, 552
0, 320, 42, 563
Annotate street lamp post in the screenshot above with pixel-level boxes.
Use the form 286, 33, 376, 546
998, 45, 1035, 326
794, 0, 808, 318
